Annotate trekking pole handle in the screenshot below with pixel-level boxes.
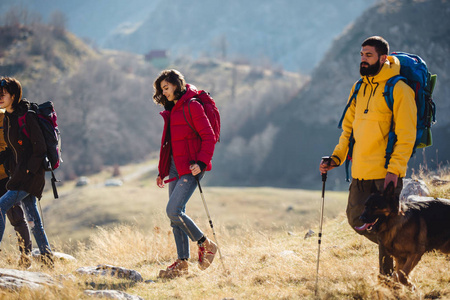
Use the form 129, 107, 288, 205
189, 160, 202, 183
321, 156, 332, 182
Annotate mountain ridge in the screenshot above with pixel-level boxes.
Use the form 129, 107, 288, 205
103, 0, 375, 73
253, 0, 450, 189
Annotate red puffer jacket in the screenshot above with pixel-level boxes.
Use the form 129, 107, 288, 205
158, 84, 216, 181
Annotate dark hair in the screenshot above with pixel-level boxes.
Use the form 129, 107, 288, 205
361, 36, 389, 56
0, 76, 22, 111
153, 69, 186, 109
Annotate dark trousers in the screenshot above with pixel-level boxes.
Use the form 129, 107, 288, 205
0, 177, 32, 255
346, 178, 403, 276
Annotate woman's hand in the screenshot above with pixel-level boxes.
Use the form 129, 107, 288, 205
156, 176, 164, 188
189, 164, 201, 176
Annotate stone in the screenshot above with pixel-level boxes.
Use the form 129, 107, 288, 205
400, 178, 430, 203
84, 289, 144, 300
0, 268, 58, 291
31, 248, 77, 262
279, 250, 296, 257
304, 229, 315, 239
403, 195, 435, 202
76, 265, 143, 282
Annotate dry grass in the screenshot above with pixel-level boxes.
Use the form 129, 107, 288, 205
0, 163, 449, 299
1, 214, 449, 299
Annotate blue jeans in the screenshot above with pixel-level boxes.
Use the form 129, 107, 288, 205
167, 159, 204, 259
0, 190, 52, 255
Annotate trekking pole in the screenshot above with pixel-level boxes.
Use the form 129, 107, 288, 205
315, 156, 331, 296
193, 175, 227, 273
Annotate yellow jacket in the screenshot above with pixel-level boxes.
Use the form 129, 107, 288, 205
332, 56, 417, 179
0, 111, 8, 180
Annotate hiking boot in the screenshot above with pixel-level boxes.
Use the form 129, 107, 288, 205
158, 259, 188, 279
18, 254, 32, 269
198, 238, 217, 270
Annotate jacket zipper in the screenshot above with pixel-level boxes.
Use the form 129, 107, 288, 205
6, 115, 18, 164
364, 76, 373, 114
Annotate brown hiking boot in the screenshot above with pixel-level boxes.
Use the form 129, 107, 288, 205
198, 238, 217, 270
158, 259, 188, 279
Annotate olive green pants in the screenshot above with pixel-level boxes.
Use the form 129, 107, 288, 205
346, 178, 402, 275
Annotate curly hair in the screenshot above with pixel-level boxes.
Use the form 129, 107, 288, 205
153, 69, 186, 110
0, 76, 23, 111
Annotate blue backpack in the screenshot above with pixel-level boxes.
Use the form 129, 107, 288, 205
338, 52, 437, 181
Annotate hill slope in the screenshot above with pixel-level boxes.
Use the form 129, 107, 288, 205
0, 18, 306, 181
249, 0, 450, 189
104, 0, 375, 72
0, 0, 162, 45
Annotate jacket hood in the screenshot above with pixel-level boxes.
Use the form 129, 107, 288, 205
5, 98, 30, 116
172, 83, 199, 110
362, 55, 400, 84
180, 84, 198, 102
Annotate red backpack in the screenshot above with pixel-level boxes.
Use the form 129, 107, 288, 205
183, 90, 221, 143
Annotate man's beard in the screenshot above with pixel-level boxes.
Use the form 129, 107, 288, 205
360, 60, 381, 76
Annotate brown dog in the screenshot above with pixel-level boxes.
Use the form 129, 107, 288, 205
357, 182, 450, 286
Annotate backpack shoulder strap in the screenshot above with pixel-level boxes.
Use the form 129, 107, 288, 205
18, 111, 33, 139
182, 98, 201, 139
339, 79, 363, 182
338, 78, 363, 129
383, 75, 405, 111
382, 75, 405, 169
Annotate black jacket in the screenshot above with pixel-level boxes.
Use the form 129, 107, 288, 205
3, 100, 47, 198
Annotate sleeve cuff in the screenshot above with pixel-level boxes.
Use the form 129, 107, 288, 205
197, 160, 207, 171
331, 155, 341, 166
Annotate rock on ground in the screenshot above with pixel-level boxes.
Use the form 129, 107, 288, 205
0, 268, 58, 291
84, 289, 145, 300
31, 249, 77, 262
400, 178, 430, 202
76, 265, 143, 282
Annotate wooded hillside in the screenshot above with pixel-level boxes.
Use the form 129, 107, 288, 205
0, 7, 306, 182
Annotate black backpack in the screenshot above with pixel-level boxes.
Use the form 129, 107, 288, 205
18, 101, 62, 198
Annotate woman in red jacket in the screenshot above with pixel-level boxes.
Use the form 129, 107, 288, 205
153, 69, 217, 278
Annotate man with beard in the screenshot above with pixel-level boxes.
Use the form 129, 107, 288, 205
319, 36, 417, 276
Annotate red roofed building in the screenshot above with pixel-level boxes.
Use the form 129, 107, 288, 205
145, 49, 169, 69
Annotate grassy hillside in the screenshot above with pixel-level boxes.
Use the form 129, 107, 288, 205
1, 163, 449, 299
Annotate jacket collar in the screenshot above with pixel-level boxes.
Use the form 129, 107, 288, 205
362, 55, 401, 84
173, 84, 198, 110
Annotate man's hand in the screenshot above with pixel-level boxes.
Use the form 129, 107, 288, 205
156, 176, 164, 188
319, 157, 337, 174
384, 172, 398, 189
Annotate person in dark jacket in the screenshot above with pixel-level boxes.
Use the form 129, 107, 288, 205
153, 69, 217, 278
0, 110, 32, 268
0, 77, 53, 267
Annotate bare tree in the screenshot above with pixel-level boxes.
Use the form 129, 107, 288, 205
49, 10, 67, 38
1, 5, 41, 27
212, 34, 228, 60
